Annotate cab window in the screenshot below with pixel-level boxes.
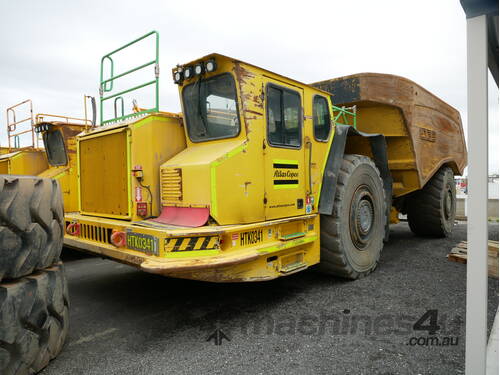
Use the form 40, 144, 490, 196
182, 73, 240, 142
313, 96, 331, 141
43, 130, 68, 166
267, 85, 301, 148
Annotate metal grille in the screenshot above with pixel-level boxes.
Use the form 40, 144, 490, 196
161, 168, 182, 204
419, 127, 437, 142
80, 223, 112, 244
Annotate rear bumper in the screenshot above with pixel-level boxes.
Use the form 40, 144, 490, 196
64, 236, 263, 271
63, 213, 320, 282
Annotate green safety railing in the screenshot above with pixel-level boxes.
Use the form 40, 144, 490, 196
332, 104, 356, 129
99, 31, 159, 125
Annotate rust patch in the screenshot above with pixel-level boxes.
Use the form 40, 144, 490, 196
233, 64, 265, 136
315, 72, 467, 191
234, 62, 253, 136
60, 126, 82, 140
234, 62, 256, 86
122, 254, 144, 265
253, 91, 264, 110
159, 267, 275, 283
143, 253, 261, 274
244, 109, 263, 116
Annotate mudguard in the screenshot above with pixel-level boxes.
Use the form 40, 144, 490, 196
318, 124, 392, 240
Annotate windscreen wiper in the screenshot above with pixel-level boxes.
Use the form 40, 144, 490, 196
197, 77, 208, 137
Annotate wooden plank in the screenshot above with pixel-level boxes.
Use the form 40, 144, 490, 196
447, 240, 499, 278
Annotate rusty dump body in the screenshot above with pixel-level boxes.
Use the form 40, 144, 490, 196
312, 73, 467, 197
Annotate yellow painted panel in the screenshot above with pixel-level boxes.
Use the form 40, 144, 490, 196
213, 140, 265, 224
130, 115, 186, 219
0, 160, 9, 174
160, 140, 244, 210
39, 166, 78, 212
346, 104, 421, 197
80, 129, 129, 217
356, 106, 408, 137
8, 150, 48, 175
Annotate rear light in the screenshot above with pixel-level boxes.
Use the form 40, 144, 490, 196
66, 222, 80, 236
110, 230, 126, 248
137, 202, 148, 217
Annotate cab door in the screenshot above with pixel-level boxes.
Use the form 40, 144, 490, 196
264, 80, 306, 220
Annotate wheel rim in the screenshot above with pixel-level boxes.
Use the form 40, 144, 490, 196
358, 200, 373, 234
350, 185, 375, 250
444, 189, 453, 220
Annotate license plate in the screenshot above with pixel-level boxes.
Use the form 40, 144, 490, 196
126, 232, 159, 256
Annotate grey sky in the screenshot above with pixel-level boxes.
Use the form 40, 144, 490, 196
0, 0, 497, 173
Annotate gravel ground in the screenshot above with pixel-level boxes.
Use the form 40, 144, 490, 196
42, 223, 498, 375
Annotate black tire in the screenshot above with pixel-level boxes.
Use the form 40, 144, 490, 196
0, 262, 69, 375
320, 155, 386, 279
407, 166, 456, 237
0, 176, 64, 282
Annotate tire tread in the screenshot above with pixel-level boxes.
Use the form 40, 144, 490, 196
407, 167, 456, 237
0, 263, 69, 375
319, 155, 386, 279
0, 176, 64, 282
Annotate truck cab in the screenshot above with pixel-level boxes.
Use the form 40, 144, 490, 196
157, 53, 341, 227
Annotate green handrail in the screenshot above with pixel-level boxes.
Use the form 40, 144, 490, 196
332, 104, 357, 128
99, 31, 160, 125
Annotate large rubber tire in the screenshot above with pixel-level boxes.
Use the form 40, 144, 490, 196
319, 155, 386, 279
0, 262, 69, 375
0, 176, 64, 282
407, 166, 456, 238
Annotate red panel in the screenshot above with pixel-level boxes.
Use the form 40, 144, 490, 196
151, 206, 209, 227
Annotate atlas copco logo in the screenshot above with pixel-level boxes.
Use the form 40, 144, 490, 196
273, 170, 299, 178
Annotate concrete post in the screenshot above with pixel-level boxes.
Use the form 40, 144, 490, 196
465, 14, 489, 375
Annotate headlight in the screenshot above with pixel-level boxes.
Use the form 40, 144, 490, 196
194, 63, 204, 75
173, 70, 183, 84
183, 66, 193, 80
205, 59, 217, 73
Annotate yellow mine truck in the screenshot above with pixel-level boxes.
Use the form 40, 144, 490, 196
64, 32, 466, 282
2, 98, 95, 213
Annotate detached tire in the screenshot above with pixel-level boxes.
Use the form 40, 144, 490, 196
0, 263, 69, 375
320, 155, 386, 279
0, 176, 64, 281
407, 166, 456, 237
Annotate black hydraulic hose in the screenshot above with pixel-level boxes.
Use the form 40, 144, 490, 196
91, 96, 97, 126
86, 95, 97, 126
138, 178, 154, 219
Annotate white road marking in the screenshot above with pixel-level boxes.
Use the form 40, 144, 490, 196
70, 328, 118, 346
